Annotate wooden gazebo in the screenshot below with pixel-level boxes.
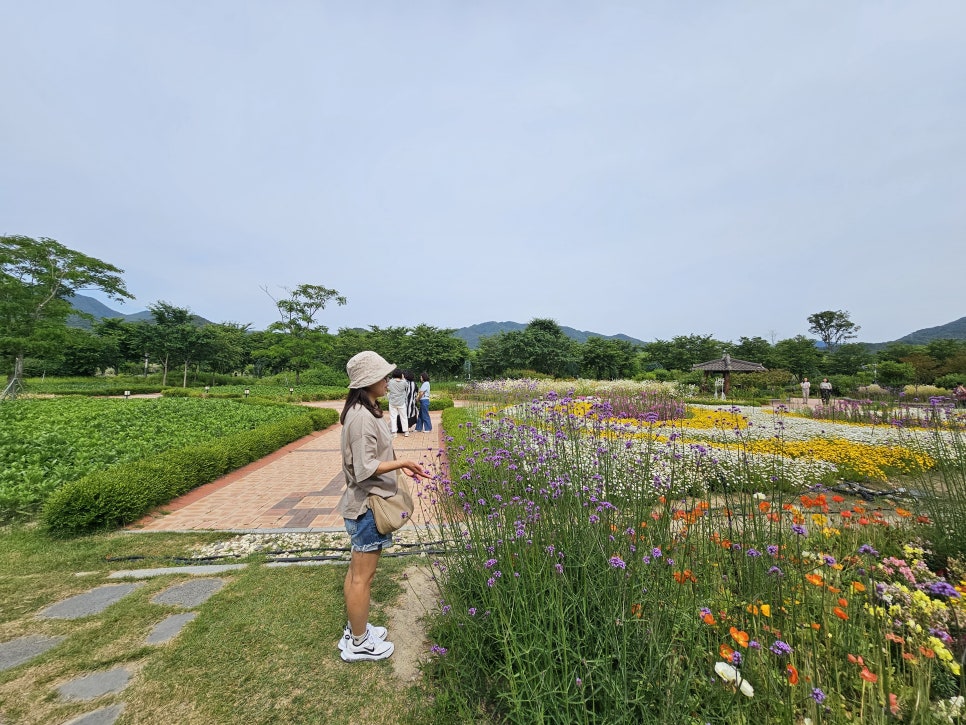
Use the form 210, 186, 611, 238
691, 354, 767, 396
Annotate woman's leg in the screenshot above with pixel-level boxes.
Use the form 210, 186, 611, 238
344, 550, 381, 637
419, 398, 432, 431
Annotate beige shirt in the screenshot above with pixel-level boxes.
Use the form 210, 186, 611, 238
339, 403, 397, 520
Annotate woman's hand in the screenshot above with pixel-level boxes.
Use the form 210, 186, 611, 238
397, 460, 431, 480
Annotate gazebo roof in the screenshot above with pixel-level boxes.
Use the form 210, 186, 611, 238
691, 354, 767, 373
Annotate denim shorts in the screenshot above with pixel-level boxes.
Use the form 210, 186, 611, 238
345, 508, 393, 553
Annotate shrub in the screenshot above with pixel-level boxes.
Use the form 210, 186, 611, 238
42, 407, 338, 536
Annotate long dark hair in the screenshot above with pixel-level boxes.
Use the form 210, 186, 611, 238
340, 386, 383, 423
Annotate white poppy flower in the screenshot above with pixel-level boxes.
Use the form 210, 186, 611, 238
714, 661, 754, 698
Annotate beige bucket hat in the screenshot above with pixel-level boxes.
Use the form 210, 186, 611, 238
346, 351, 396, 389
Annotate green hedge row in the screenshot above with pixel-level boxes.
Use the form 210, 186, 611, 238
42, 407, 339, 537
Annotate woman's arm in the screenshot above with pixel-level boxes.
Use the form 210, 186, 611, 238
375, 459, 430, 479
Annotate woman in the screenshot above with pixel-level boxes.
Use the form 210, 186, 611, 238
386, 368, 409, 437
415, 371, 432, 433
338, 351, 428, 662
404, 370, 418, 433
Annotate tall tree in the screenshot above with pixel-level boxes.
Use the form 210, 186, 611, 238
807, 310, 860, 351
1, 235, 131, 394
264, 284, 346, 383
144, 302, 201, 387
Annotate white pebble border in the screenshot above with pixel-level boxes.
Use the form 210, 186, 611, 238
190, 528, 431, 560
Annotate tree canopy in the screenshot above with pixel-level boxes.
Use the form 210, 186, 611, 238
1, 236, 131, 385
807, 310, 860, 351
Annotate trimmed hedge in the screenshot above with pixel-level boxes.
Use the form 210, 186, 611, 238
42, 407, 338, 537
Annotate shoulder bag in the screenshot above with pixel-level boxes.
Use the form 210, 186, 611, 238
368, 472, 415, 535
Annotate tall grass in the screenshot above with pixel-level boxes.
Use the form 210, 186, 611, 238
419, 395, 964, 723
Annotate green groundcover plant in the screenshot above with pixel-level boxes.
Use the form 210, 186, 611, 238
0, 397, 335, 525
417, 392, 965, 724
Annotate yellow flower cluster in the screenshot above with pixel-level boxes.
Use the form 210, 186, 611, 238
742, 437, 933, 482
678, 408, 749, 431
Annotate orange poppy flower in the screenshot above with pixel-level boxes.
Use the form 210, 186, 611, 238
631, 603, 644, 619
673, 570, 697, 584
786, 664, 799, 685
701, 611, 716, 625
758, 501, 771, 512
858, 517, 870, 526
811, 622, 821, 631
720, 643, 735, 660
826, 585, 841, 594
847, 653, 863, 665
895, 508, 911, 518
840, 511, 852, 519
885, 633, 905, 644
833, 607, 849, 620
919, 646, 936, 659
832, 495, 844, 503
768, 513, 781, 522
851, 581, 866, 593
838, 597, 849, 607
860, 667, 878, 683
805, 573, 824, 586
729, 627, 749, 648
902, 652, 917, 662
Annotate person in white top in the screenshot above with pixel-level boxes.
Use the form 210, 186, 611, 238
415, 372, 432, 432
800, 377, 811, 404
386, 369, 409, 437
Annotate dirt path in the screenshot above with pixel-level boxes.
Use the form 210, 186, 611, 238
387, 566, 438, 683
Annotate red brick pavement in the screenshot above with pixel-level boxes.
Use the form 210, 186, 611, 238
132, 406, 446, 532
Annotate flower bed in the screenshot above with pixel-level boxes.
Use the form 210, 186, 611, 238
419, 393, 965, 723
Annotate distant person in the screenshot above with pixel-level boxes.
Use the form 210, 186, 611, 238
819, 377, 832, 405
415, 372, 432, 433
338, 351, 429, 661
404, 370, 419, 432
955, 383, 966, 409
386, 369, 409, 437
800, 377, 811, 404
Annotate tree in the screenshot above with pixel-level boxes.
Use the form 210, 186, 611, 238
142, 302, 200, 386
826, 343, 872, 376
772, 336, 820, 379
400, 325, 469, 378
522, 319, 578, 377
643, 335, 724, 371
807, 310, 860, 352
727, 337, 774, 367
876, 360, 915, 391
264, 284, 346, 383
580, 337, 638, 379
1, 235, 131, 394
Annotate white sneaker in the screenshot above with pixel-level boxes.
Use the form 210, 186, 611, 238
340, 631, 394, 662
337, 622, 388, 651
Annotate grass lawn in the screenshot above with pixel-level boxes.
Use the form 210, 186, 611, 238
0, 527, 439, 725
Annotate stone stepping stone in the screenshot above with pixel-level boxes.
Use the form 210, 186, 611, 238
57, 667, 131, 700
62, 703, 125, 725
38, 584, 142, 620
0, 634, 66, 672
151, 578, 224, 608
146, 612, 198, 644
108, 563, 246, 579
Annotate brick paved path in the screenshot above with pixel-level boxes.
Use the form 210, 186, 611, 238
133, 403, 445, 532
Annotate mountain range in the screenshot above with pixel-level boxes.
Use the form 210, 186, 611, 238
67, 295, 965, 349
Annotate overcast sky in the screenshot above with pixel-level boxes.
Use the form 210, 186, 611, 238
3, 2, 964, 344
